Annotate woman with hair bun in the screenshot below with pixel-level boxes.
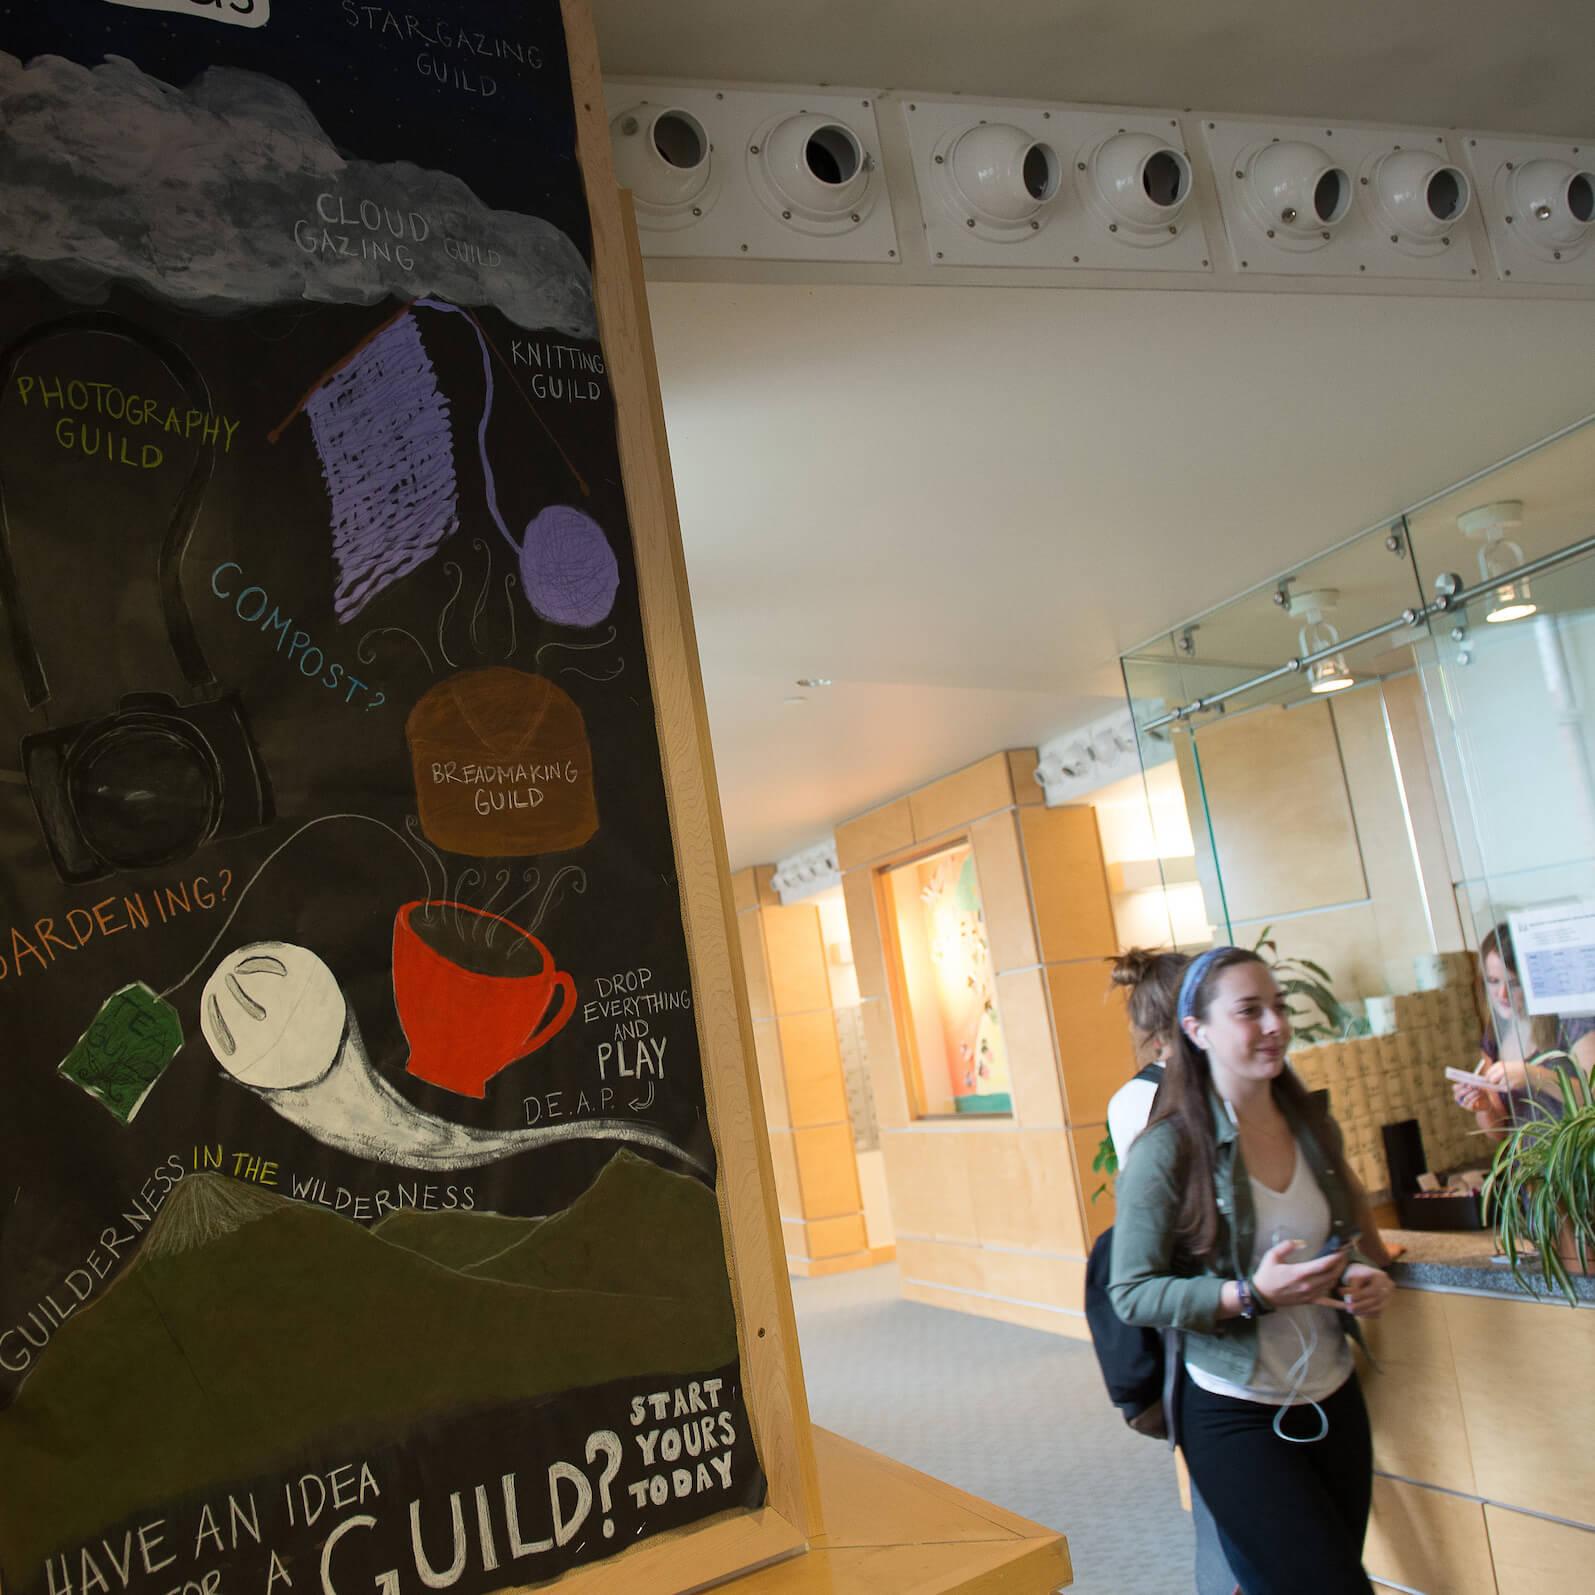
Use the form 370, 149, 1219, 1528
1109, 946, 1393, 1594
1108, 947, 1237, 1595
1107, 947, 1191, 1163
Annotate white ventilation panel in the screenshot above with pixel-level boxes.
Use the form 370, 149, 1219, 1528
1462, 133, 1595, 285
1201, 118, 1481, 280
604, 81, 900, 263
901, 96, 1212, 273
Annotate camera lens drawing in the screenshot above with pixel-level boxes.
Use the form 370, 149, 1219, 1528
24, 690, 274, 885
200, 940, 703, 1173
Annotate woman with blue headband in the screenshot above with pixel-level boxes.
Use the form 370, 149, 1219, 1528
1109, 945, 1393, 1594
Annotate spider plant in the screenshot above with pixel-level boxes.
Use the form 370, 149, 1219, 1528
1483, 1054, 1595, 1306
1251, 926, 1360, 1043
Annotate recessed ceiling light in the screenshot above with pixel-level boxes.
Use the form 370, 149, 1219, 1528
783, 695, 809, 705
796, 677, 833, 688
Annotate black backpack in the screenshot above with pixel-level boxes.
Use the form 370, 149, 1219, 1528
1084, 1064, 1174, 1438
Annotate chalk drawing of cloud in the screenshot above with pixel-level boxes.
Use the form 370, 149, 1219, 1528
0, 52, 597, 338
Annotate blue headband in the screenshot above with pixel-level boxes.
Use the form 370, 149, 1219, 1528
1177, 946, 1242, 1026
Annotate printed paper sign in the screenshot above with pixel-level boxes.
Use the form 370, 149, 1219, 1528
1509, 903, 1595, 1016
103, 0, 270, 28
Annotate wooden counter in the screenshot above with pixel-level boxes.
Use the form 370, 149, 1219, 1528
729, 1429, 1072, 1595
1362, 1269, 1595, 1594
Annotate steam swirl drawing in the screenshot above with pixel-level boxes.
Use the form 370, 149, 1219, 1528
199, 939, 703, 1173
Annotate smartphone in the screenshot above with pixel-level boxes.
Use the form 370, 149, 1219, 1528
1306, 1229, 1359, 1261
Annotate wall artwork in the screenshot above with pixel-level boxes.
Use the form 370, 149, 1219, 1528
0, 7, 761, 1595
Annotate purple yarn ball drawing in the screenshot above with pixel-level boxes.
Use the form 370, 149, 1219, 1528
293, 297, 617, 631
521, 504, 619, 627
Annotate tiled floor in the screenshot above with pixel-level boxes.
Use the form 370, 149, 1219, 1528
790, 1262, 1195, 1595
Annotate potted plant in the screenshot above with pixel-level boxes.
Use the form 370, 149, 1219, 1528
1483, 1054, 1595, 1305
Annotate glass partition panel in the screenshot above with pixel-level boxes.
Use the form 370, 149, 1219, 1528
1121, 409, 1595, 1230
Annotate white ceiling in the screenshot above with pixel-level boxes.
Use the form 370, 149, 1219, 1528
649, 283, 1595, 866
594, 0, 1595, 139
598, 1, 1595, 868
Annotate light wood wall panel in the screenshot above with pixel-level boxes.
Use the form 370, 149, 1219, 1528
996, 967, 1066, 1128
1188, 701, 1368, 922
858, 995, 910, 1128
835, 797, 914, 871
752, 1018, 790, 1132
972, 810, 1040, 974
731, 868, 759, 914
1365, 1477, 1495, 1595
778, 1011, 850, 1128
1333, 688, 1435, 969
794, 1124, 864, 1220
1487, 1503, 1595, 1593
768, 1130, 802, 1222
1008, 749, 1044, 803
841, 867, 890, 1001
1448, 1292, 1595, 1526
1230, 900, 1387, 1004
964, 1130, 1085, 1256
765, 902, 833, 1016
881, 1130, 977, 1243
1045, 961, 1135, 1125
910, 753, 1016, 841
738, 910, 774, 1021
1361, 1290, 1477, 1495
1021, 806, 1119, 963
805, 1213, 870, 1261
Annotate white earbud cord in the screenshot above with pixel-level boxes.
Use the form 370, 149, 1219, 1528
1271, 1307, 1329, 1444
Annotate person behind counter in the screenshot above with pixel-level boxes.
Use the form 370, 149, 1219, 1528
1110, 946, 1394, 1595
1453, 922, 1588, 1144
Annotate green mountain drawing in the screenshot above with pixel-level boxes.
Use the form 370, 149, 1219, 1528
0, 1153, 737, 1579
372, 1204, 545, 1270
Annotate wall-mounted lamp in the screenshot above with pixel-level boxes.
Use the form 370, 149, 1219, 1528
1283, 585, 1356, 692
1458, 500, 1536, 622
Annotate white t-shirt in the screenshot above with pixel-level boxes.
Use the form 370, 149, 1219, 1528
1185, 1145, 1353, 1406
1107, 1066, 1163, 1164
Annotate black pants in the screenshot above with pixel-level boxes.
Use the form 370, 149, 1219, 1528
1178, 1373, 1374, 1595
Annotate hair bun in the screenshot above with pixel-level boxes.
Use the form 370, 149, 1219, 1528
1110, 948, 1160, 989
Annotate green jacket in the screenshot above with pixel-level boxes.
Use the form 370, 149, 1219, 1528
1108, 1083, 1370, 1389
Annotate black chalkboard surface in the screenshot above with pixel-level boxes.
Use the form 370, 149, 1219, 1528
0, 6, 763, 1593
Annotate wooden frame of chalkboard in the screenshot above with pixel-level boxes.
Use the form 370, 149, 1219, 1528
549, 2, 824, 1586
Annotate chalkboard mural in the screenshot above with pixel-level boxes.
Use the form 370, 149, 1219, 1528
0, 6, 763, 1595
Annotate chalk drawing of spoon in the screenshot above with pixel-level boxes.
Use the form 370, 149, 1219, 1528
200, 941, 703, 1174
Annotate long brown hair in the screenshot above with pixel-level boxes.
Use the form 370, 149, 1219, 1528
1109, 947, 1190, 1064
1478, 922, 1558, 1056
1145, 946, 1357, 1266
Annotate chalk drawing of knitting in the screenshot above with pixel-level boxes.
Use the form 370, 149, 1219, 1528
276, 299, 621, 628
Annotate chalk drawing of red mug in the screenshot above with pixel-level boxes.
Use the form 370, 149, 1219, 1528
393, 899, 577, 1098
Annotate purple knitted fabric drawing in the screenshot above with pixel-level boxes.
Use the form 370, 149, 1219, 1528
306, 312, 460, 623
